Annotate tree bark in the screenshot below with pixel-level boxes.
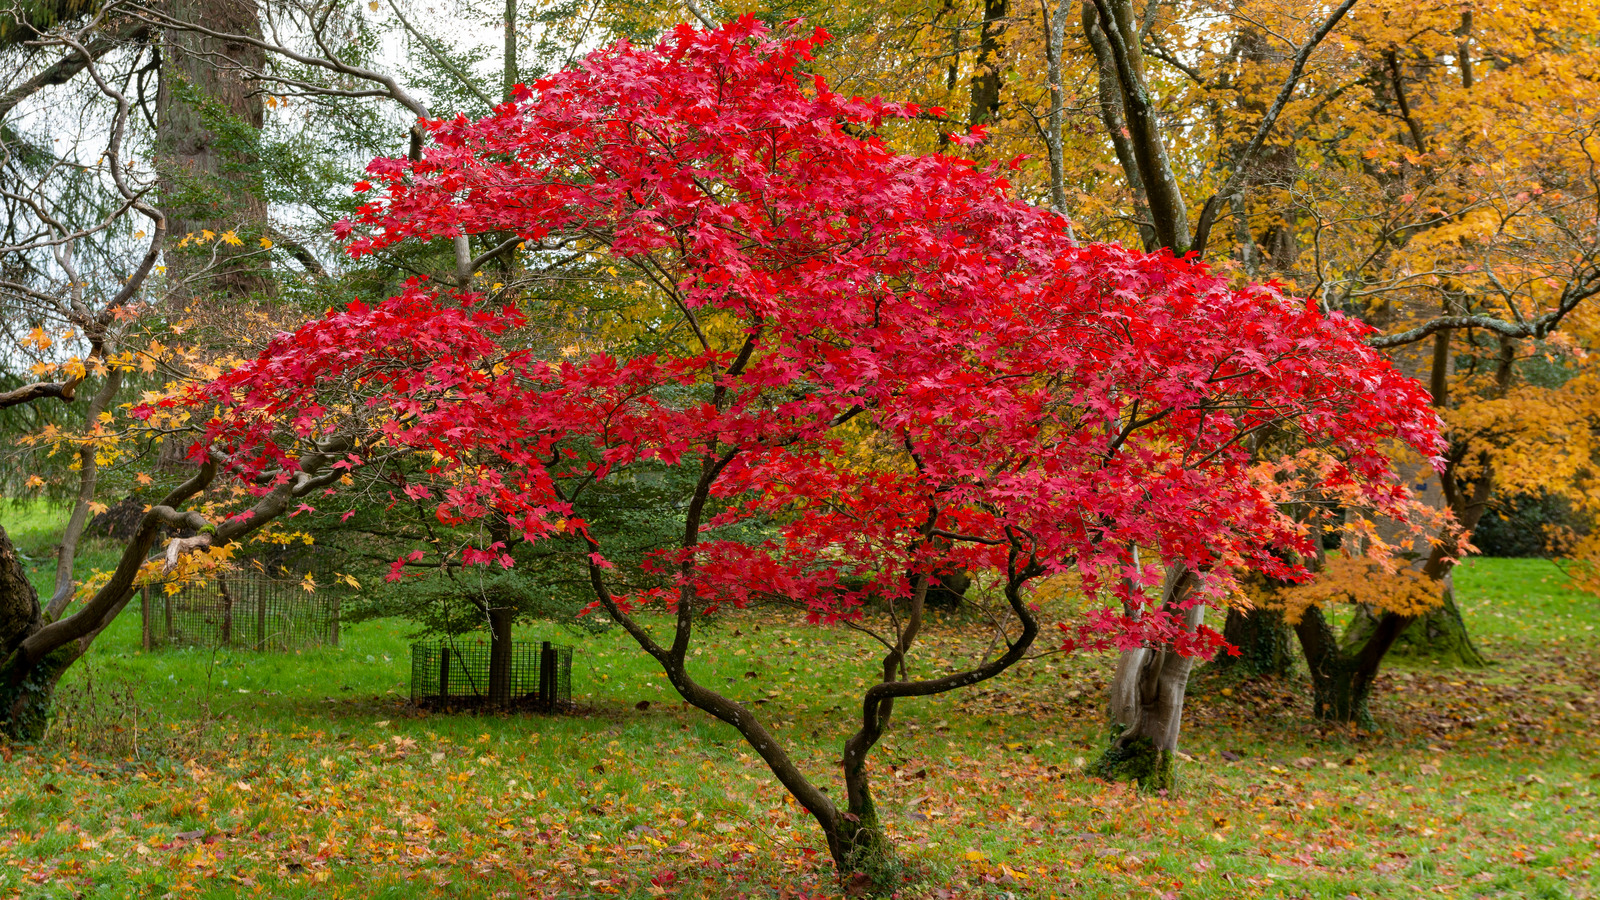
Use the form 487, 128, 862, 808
1, 526, 43, 661
967, 0, 1007, 128
1084, 0, 1191, 254
1081, 0, 1155, 249
1293, 602, 1412, 729
1343, 579, 1486, 668
157, 0, 269, 301
3, 440, 348, 741
575, 460, 1044, 887
1212, 604, 1294, 678
486, 604, 515, 707
1091, 565, 1201, 791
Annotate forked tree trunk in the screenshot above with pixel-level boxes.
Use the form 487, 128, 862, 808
1091, 566, 1201, 792
1, 520, 153, 742
1343, 582, 1486, 668
4, 446, 341, 741
1294, 603, 1412, 729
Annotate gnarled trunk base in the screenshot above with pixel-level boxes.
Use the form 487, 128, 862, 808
1307, 654, 1375, 730
1296, 604, 1400, 731
829, 814, 902, 891
1094, 568, 1202, 793
1090, 732, 1175, 791
1, 644, 80, 742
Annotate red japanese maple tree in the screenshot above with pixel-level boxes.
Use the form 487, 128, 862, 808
168, 19, 1441, 882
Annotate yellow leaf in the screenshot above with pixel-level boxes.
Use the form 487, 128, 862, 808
220, 230, 243, 247
24, 475, 44, 490
201, 229, 215, 241
88, 501, 108, 515
259, 237, 273, 249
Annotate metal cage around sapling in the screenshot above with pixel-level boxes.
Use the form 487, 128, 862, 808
140, 572, 341, 651
409, 640, 573, 711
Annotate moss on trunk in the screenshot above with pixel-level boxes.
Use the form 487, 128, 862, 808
1089, 733, 1176, 792
1, 644, 80, 742
1212, 606, 1294, 678
1345, 590, 1486, 668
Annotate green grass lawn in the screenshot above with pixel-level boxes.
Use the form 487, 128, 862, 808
2, 505, 1597, 899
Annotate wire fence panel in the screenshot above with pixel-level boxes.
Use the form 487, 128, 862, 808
140, 573, 340, 651
410, 640, 572, 711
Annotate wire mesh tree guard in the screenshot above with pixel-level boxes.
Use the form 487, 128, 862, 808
140, 572, 341, 651
410, 640, 573, 711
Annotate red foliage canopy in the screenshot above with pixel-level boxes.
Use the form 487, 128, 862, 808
164, 18, 1443, 657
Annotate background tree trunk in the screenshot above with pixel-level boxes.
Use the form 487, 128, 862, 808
1212, 605, 1295, 678
157, 0, 268, 300
1343, 584, 1486, 668
967, 0, 1006, 127
487, 604, 514, 707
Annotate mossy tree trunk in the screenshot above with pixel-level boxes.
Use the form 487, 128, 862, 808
1092, 566, 1201, 792
3, 445, 348, 742
1, 524, 49, 738
157, 0, 270, 300
1352, 327, 1499, 670
1343, 580, 1486, 668
1212, 605, 1295, 678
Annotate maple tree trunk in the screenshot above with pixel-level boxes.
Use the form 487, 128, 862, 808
1294, 604, 1409, 730
1092, 567, 1200, 792
0, 516, 160, 741
0, 526, 39, 654
1344, 585, 1486, 668
486, 605, 515, 707
0, 524, 50, 738
46, 368, 126, 620
3, 451, 329, 741
1212, 606, 1294, 678
583, 507, 1042, 890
